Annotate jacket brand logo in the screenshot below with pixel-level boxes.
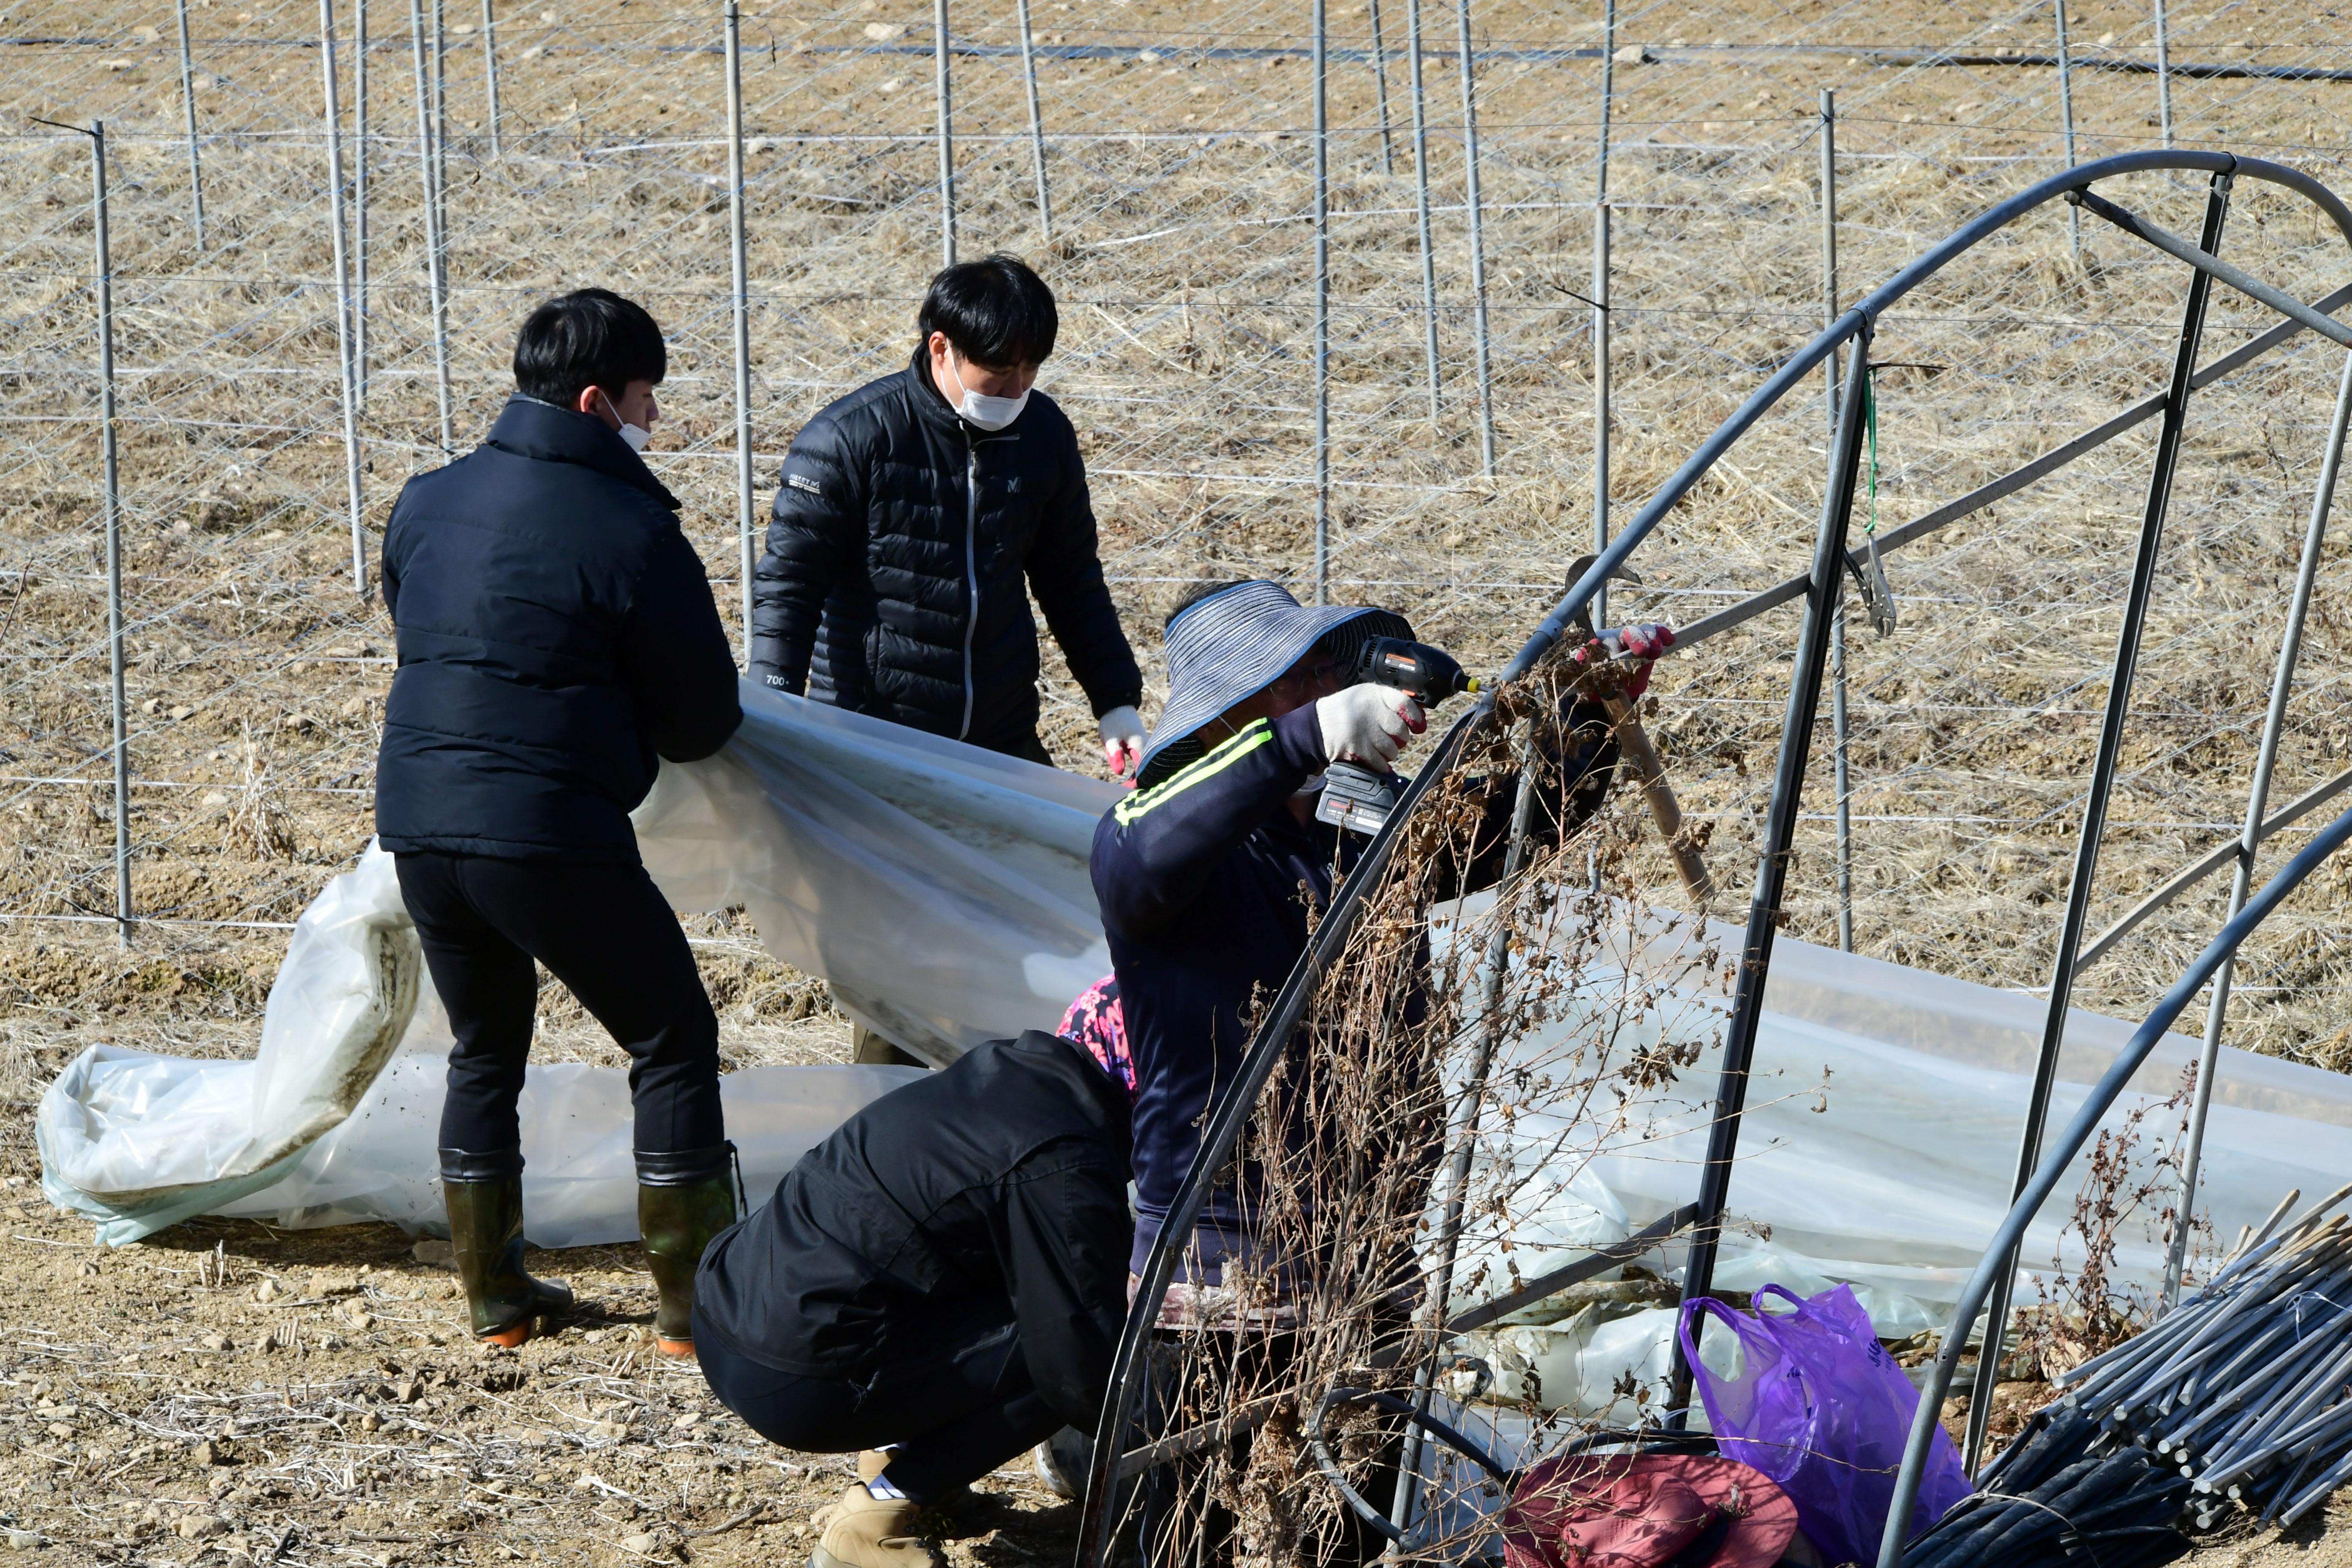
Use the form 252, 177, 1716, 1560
786, 473, 824, 495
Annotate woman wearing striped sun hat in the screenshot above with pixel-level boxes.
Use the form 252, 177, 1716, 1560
1087, 578, 1670, 1296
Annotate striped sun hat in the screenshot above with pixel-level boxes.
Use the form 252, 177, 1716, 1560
1134, 580, 1412, 790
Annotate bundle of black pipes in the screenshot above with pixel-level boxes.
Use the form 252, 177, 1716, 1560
1908, 1185, 2352, 1563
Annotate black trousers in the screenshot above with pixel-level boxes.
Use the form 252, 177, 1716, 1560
693, 1306, 1060, 1503
393, 851, 725, 1157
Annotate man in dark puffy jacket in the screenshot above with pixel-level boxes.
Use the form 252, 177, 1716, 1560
748, 253, 1144, 774
693, 1029, 1131, 1568
378, 289, 743, 1358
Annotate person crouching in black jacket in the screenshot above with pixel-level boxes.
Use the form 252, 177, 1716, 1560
748, 254, 1145, 776
377, 289, 743, 1357
693, 1031, 1132, 1568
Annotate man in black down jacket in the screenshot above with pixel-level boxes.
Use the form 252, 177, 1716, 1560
378, 289, 744, 1358
748, 254, 1144, 773
693, 1030, 1131, 1568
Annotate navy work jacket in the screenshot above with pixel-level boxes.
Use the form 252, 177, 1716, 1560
1090, 702, 1618, 1270
376, 395, 742, 861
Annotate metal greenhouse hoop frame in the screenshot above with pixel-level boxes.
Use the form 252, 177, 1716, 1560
1073, 150, 2352, 1568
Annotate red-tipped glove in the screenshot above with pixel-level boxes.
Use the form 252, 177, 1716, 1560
1569, 622, 1676, 702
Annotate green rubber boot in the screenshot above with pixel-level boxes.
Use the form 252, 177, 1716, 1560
440, 1148, 574, 1347
637, 1143, 740, 1359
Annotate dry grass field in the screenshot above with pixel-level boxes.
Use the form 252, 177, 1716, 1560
11, 0, 2352, 1559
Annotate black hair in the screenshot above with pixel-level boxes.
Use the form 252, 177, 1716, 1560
918, 253, 1059, 369
512, 288, 667, 408
1164, 579, 1253, 630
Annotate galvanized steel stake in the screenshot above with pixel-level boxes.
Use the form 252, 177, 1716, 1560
725, 0, 754, 665
410, 0, 454, 452
1823, 88, 1854, 953
2154, 0, 2174, 147
2056, 0, 2080, 261
480, 0, 501, 157
1313, 0, 1330, 604
1454, 0, 1495, 478
321, 0, 368, 595
1592, 0, 1613, 626
1367, 0, 1394, 173
354, 0, 369, 405
175, 0, 206, 251
1014, 0, 1051, 240
93, 122, 132, 948
1405, 0, 1440, 425
933, 0, 955, 267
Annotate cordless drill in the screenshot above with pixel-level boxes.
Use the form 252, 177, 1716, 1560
1314, 637, 1481, 835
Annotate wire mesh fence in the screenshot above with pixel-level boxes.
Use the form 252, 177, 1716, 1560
8, 0, 2352, 1073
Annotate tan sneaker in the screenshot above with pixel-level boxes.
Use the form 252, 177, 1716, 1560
809, 1484, 943, 1568
852, 1451, 978, 1516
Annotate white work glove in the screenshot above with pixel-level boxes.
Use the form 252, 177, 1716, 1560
1316, 683, 1426, 772
1098, 705, 1145, 780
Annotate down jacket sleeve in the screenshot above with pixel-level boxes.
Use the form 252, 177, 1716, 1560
1024, 450, 1143, 719
750, 411, 867, 693
623, 523, 743, 763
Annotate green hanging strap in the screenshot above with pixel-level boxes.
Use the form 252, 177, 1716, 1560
1855, 359, 1897, 636
1863, 358, 1880, 539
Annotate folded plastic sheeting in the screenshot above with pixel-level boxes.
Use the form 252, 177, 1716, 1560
34, 685, 2352, 1289
633, 683, 1122, 1065
38, 686, 1113, 1245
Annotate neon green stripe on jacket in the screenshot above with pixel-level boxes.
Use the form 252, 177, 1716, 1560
1112, 719, 1276, 826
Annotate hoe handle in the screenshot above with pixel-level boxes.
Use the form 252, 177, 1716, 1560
1603, 695, 1715, 906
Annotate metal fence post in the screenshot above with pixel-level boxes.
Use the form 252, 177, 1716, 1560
321, 0, 368, 595
1313, 0, 1330, 604
1367, 0, 1394, 174
1592, 0, 1613, 626
431, 0, 447, 230
1592, 201, 1609, 629
2056, 0, 2080, 262
38, 116, 136, 942
1405, 0, 1439, 425
411, 0, 454, 452
2161, 348, 2352, 1307
354, 0, 370, 405
1454, 0, 1495, 478
481, 0, 501, 158
1960, 171, 2234, 1476
1823, 87, 1855, 953
92, 121, 132, 948
175, 0, 206, 251
726, 0, 754, 665
2154, 0, 2174, 147
1014, 0, 1051, 240
932, 0, 955, 267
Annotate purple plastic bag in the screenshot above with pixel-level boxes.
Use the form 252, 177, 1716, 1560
1678, 1283, 1971, 1565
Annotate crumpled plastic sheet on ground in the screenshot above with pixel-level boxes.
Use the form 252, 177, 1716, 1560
38, 686, 1114, 1246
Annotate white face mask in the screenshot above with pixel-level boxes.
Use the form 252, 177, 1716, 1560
947, 351, 1030, 432
598, 389, 653, 453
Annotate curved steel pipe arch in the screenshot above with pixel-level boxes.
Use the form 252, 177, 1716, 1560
1514, 149, 2352, 684
1073, 150, 2352, 1568
1877, 798, 2352, 1567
